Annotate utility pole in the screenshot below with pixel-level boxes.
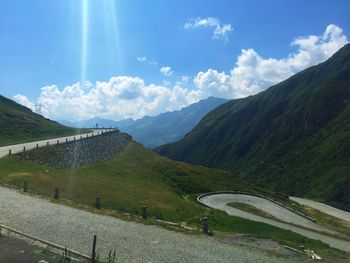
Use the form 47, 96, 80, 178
34, 103, 43, 115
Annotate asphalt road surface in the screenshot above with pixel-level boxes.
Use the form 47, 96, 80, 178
0, 129, 113, 158
198, 193, 350, 252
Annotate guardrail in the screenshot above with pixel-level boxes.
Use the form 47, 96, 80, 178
197, 190, 316, 222
3, 129, 118, 157
0, 223, 90, 261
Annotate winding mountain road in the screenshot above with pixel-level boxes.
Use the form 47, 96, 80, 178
198, 193, 350, 252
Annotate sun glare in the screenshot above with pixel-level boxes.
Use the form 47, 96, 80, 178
81, 0, 89, 85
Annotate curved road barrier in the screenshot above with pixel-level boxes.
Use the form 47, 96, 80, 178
198, 192, 350, 252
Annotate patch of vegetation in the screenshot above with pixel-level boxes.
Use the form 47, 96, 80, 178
227, 202, 279, 221
300, 206, 350, 237
0, 95, 90, 146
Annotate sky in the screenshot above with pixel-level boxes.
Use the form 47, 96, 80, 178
0, 0, 349, 121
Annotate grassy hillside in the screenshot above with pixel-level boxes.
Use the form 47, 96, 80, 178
0, 141, 347, 261
0, 95, 88, 146
157, 44, 350, 211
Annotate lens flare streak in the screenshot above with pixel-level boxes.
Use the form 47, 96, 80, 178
81, 0, 89, 84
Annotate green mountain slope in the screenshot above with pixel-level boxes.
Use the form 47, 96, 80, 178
0, 95, 85, 146
157, 44, 350, 210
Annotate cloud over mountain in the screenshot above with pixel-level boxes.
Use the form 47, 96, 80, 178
14, 25, 348, 121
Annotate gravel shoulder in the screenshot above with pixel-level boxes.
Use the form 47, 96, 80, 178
290, 197, 350, 222
0, 186, 303, 263
198, 193, 350, 252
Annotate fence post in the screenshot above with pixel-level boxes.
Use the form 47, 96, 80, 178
142, 206, 147, 220
36, 144, 39, 148
95, 197, 100, 209
92, 235, 97, 263
8, 149, 11, 155
47, 141, 49, 146
57, 140, 59, 145
66, 138, 68, 143
23, 146, 26, 152
202, 217, 209, 234
23, 181, 28, 192
74, 137, 76, 141
54, 188, 59, 199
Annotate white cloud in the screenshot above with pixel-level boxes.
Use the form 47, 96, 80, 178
136, 56, 146, 62
13, 25, 348, 122
184, 17, 233, 41
136, 56, 157, 66
160, 66, 173, 76
13, 94, 36, 111
176, 75, 190, 85
190, 24, 348, 100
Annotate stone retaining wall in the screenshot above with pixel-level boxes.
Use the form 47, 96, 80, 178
17, 131, 131, 168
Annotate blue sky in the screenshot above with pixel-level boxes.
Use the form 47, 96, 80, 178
0, 0, 349, 120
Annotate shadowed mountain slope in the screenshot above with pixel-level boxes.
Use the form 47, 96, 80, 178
157, 44, 350, 210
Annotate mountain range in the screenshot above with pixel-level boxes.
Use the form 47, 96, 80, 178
59, 97, 228, 148
157, 43, 350, 210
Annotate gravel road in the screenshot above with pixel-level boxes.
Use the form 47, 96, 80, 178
0, 186, 303, 263
0, 129, 114, 158
198, 193, 350, 252
290, 197, 350, 222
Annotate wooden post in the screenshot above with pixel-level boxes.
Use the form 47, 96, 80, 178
54, 188, 59, 199
202, 217, 209, 234
36, 144, 39, 148
23, 146, 26, 152
142, 206, 147, 220
23, 181, 28, 192
74, 137, 76, 141
92, 235, 97, 263
47, 141, 49, 146
8, 149, 11, 155
80, 135, 82, 140
66, 138, 68, 143
57, 140, 59, 145
95, 197, 100, 209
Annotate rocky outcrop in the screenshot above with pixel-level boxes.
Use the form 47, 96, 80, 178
18, 131, 131, 168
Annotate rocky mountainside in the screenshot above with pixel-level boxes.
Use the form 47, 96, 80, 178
18, 130, 131, 168
157, 44, 350, 210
